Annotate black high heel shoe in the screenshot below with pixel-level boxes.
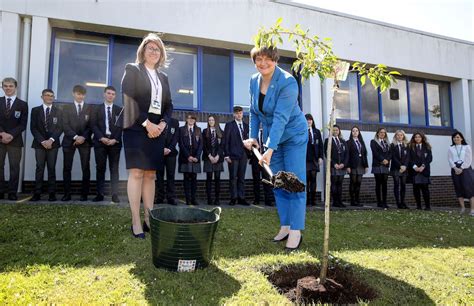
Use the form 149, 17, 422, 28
285, 235, 303, 251
131, 225, 145, 239
143, 221, 150, 233
272, 233, 289, 243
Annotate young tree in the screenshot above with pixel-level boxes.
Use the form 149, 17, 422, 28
254, 18, 400, 289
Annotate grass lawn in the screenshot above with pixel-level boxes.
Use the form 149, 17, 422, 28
0, 203, 473, 304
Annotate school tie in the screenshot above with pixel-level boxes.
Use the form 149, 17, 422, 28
356, 139, 361, 153
335, 137, 340, 148
238, 123, 244, 140
77, 104, 82, 116
189, 128, 193, 147
45, 107, 51, 132
211, 130, 216, 147
308, 129, 313, 144
398, 144, 402, 157
107, 106, 113, 131
5, 98, 11, 117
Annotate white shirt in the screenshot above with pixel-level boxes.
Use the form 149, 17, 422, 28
74, 100, 84, 115
42, 103, 55, 142
235, 120, 244, 140
448, 144, 472, 169
145, 66, 162, 106
104, 102, 113, 135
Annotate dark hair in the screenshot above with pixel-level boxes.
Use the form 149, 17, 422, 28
72, 85, 86, 94
351, 125, 365, 144
186, 112, 197, 121
332, 124, 344, 140
233, 106, 243, 113
250, 46, 280, 63
451, 130, 468, 146
2, 77, 17, 87
305, 113, 316, 129
41, 89, 54, 96
104, 86, 116, 92
206, 115, 223, 138
410, 132, 432, 150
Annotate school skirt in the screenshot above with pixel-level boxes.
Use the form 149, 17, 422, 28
451, 167, 474, 198
203, 160, 224, 172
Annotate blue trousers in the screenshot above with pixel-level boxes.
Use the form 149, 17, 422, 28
270, 135, 307, 230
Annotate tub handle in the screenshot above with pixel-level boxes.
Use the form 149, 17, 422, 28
210, 206, 222, 217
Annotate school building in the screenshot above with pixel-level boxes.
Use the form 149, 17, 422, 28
1, 0, 473, 205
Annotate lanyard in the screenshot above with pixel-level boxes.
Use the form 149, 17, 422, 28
145, 68, 160, 101
455, 145, 463, 161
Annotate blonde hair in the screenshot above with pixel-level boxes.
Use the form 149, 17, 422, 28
392, 130, 408, 146
135, 33, 168, 69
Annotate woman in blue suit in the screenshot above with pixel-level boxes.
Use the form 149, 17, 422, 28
243, 47, 307, 251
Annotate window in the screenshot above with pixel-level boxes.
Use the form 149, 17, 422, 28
360, 82, 379, 122
202, 50, 230, 113
408, 79, 425, 125
162, 46, 198, 110
426, 81, 451, 127
111, 37, 141, 105
51, 33, 108, 103
233, 55, 255, 112
335, 73, 359, 120
381, 77, 408, 124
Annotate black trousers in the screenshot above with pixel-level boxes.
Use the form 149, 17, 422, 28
183, 172, 197, 202
34, 147, 59, 194
228, 154, 248, 200
374, 173, 389, 206
156, 155, 177, 202
349, 174, 363, 204
94, 145, 121, 196
0, 144, 22, 195
413, 183, 430, 209
63, 145, 91, 196
306, 170, 318, 205
206, 171, 221, 201
393, 175, 407, 207
250, 156, 273, 204
331, 175, 344, 205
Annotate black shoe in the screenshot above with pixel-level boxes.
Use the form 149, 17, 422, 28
143, 221, 150, 232
213, 199, 220, 206
238, 198, 250, 206
48, 193, 57, 202
0, 193, 4, 200
167, 198, 177, 205
382, 204, 389, 209
253, 200, 260, 206
265, 201, 274, 207
111, 194, 120, 203
92, 194, 104, 202
80, 195, 88, 201
30, 193, 41, 202
424, 207, 431, 211
8, 193, 17, 201
61, 194, 71, 201
131, 225, 145, 239
191, 199, 200, 206
272, 233, 289, 242
285, 235, 303, 251
229, 199, 236, 206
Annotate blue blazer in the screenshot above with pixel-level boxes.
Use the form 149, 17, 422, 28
223, 120, 249, 160
249, 66, 306, 150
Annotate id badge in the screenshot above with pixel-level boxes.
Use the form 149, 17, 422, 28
148, 99, 161, 115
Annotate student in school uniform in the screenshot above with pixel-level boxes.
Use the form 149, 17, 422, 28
178, 113, 202, 206
30, 89, 62, 202
91, 86, 122, 203
61, 85, 93, 201
370, 127, 391, 208
156, 117, 179, 205
305, 114, 323, 206
202, 115, 224, 206
447, 130, 474, 216
346, 126, 368, 207
408, 132, 433, 210
249, 124, 274, 206
324, 125, 348, 208
390, 130, 409, 209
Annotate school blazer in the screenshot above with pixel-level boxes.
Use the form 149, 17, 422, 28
249, 66, 307, 150
370, 139, 392, 168
223, 120, 249, 160
324, 137, 349, 169
202, 128, 224, 163
346, 138, 369, 169
120, 63, 173, 130
178, 126, 203, 164
61, 103, 93, 148
30, 105, 63, 149
390, 143, 409, 172
408, 145, 432, 178
91, 104, 123, 148
164, 117, 179, 157
0, 96, 28, 147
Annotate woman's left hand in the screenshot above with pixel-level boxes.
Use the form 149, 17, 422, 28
260, 148, 273, 166
243, 138, 258, 151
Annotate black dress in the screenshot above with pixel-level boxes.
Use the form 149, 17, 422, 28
120, 63, 173, 170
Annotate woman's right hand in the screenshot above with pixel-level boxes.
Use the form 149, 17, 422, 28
145, 120, 161, 138
243, 138, 258, 151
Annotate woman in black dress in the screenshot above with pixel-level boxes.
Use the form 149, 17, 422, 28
324, 125, 348, 208
370, 127, 391, 208
178, 113, 203, 206
121, 33, 173, 238
390, 130, 409, 209
202, 115, 224, 205
447, 131, 474, 215
346, 126, 368, 206
305, 114, 323, 206
408, 132, 433, 210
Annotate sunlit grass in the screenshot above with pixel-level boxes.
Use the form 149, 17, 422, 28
0, 204, 472, 304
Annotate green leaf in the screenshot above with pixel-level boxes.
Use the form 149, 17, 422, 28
276, 17, 283, 25
388, 71, 402, 76
360, 75, 366, 86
